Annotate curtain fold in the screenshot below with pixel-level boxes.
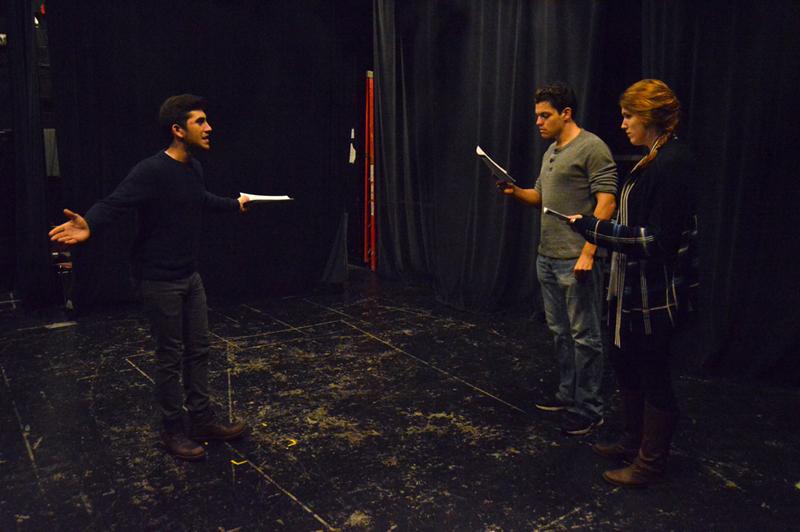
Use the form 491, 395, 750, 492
7, 0, 57, 307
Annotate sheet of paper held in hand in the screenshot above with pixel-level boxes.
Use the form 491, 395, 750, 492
239, 192, 293, 204
542, 207, 571, 222
475, 145, 517, 184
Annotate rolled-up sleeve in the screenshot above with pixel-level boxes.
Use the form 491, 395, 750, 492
586, 143, 617, 196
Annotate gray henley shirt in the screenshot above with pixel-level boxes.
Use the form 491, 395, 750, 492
534, 129, 617, 259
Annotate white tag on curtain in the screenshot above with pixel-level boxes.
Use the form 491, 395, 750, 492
348, 128, 356, 164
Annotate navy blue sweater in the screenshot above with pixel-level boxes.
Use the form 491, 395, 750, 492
84, 151, 239, 281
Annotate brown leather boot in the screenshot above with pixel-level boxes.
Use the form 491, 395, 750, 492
161, 419, 206, 461
593, 390, 643, 462
603, 402, 678, 488
190, 410, 248, 441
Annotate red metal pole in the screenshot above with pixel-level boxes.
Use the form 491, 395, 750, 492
368, 71, 376, 271
363, 72, 370, 265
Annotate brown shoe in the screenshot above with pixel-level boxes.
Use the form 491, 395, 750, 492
593, 390, 643, 462
161, 430, 206, 461
602, 402, 677, 488
593, 437, 640, 462
603, 458, 663, 487
190, 411, 248, 441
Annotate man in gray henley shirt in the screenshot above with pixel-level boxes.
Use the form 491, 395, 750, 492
500, 82, 617, 435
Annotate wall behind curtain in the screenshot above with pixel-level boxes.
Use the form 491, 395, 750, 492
374, 0, 634, 311
374, 0, 800, 382
46, 1, 371, 307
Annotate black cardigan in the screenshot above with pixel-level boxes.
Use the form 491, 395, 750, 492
571, 139, 698, 346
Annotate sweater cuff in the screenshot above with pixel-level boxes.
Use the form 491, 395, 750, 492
570, 215, 598, 237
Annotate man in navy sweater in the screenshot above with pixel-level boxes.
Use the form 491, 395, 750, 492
50, 94, 250, 461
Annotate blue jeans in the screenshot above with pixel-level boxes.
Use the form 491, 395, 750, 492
536, 255, 604, 420
138, 272, 211, 422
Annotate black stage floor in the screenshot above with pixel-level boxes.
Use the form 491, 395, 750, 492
1, 267, 798, 530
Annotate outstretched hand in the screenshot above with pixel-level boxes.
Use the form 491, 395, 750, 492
49, 209, 91, 245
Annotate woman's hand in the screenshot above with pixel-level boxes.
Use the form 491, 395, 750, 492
238, 194, 250, 213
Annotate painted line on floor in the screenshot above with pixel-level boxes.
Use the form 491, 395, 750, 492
690, 452, 759, 479
702, 463, 746, 491
0, 357, 50, 505
242, 304, 301, 332
0, 364, 38, 467
301, 298, 358, 320
341, 320, 527, 415
242, 306, 352, 340
121, 350, 154, 359
1, 291, 20, 308
210, 309, 241, 325
304, 297, 436, 320
44, 321, 77, 330
227, 368, 234, 422
125, 357, 155, 384
216, 319, 344, 342
225, 445, 336, 531
210, 331, 240, 350
209, 320, 349, 355
375, 303, 434, 318
124, 351, 333, 529
533, 494, 617, 531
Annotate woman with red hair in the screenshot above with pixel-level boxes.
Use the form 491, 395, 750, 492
567, 79, 698, 487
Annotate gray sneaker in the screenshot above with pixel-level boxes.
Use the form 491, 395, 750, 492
561, 412, 604, 436
534, 396, 571, 412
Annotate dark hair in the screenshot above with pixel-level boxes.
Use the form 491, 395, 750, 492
158, 94, 207, 137
534, 82, 577, 116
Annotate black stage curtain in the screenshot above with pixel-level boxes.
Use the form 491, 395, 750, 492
45, 1, 371, 307
374, 0, 800, 383
639, 1, 800, 384
6, 0, 57, 307
374, 0, 628, 311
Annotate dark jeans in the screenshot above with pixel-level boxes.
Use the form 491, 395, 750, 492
610, 330, 677, 413
139, 272, 211, 422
